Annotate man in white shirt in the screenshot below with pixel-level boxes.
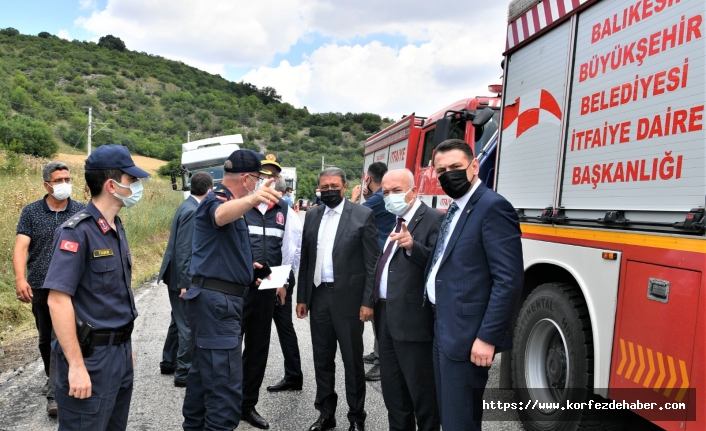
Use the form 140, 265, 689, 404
296, 167, 380, 431
425, 139, 523, 431
373, 169, 444, 431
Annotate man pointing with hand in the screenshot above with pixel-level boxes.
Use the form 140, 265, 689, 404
374, 169, 443, 431
181, 150, 282, 431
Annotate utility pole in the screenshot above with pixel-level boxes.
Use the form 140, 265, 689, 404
321, 156, 324, 171
187, 130, 191, 143
87, 107, 92, 156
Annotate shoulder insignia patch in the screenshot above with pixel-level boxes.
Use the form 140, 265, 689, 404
60, 239, 79, 253
276, 212, 284, 225
97, 218, 111, 234
63, 212, 92, 229
215, 195, 227, 201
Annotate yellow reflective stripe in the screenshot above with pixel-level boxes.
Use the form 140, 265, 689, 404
521, 224, 706, 254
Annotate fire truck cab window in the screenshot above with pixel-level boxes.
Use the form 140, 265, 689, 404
420, 119, 467, 167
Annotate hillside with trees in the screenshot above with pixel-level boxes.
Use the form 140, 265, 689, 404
0, 28, 391, 198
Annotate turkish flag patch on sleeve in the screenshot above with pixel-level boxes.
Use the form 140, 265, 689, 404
60, 239, 79, 253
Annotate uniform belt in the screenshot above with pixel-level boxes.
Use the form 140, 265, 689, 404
92, 322, 134, 346
318, 282, 335, 288
193, 276, 247, 297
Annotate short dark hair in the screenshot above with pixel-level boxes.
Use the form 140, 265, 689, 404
367, 162, 388, 183
190, 171, 213, 196
84, 168, 124, 197
318, 167, 346, 185
432, 139, 473, 166
285, 187, 293, 193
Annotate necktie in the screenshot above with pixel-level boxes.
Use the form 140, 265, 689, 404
425, 202, 459, 287
314, 208, 337, 287
373, 217, 405, 301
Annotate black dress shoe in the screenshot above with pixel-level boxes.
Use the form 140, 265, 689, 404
308, 415, 336, 431
348, 422, 365, 431
160, 366, 176, 375
174, 379, 187, 388
267, 377, 303, 392
362, 352, 376, 364
365, 364, 380, 381
242, 409, 269, 429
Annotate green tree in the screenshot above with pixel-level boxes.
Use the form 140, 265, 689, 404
98, 35, 126, 52
0, 115, 58, 157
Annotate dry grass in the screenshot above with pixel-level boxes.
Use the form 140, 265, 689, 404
55, 152, 167, 176
0, 151, 182, 334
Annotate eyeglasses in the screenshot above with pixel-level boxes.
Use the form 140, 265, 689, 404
247, 174, 262, 183
48, 178, 72, 185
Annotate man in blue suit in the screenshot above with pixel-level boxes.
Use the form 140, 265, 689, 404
425, 139, 523, 430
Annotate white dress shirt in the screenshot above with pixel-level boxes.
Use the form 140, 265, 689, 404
379, 198, 422, 299
317, 200, 345, 282
281, 206, 303, 275
426, 180, 482, 304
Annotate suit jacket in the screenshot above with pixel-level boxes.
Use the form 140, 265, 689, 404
374, 202, 443, 343
297, 199, 380, 317
426, 182, 523, 361
158, 195, 199, 292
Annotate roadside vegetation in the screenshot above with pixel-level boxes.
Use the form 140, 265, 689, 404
0, 150, 181, 338
0, 29, 391, 200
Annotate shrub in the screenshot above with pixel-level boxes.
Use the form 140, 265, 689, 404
98, 35, 126, 52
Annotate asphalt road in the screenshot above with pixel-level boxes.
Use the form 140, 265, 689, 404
0, 210, 524, 431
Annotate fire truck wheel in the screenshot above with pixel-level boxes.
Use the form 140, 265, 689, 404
512, 282, 596, 430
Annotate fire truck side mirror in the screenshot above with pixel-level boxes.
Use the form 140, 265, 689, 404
433, 117, 452, 148
472, 107, 495, 127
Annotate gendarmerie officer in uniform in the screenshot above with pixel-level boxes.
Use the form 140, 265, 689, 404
241, 153, 301, 429
44, 145, 149, 430
181, 149, 281, 431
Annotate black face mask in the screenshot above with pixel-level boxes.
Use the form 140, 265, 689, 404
439, 164, 473, 199
320, 189, 344, 208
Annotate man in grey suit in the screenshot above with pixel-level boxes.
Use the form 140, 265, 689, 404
158, 171, 213, 386
296, 167, 380, 431
374, 169, 443, 431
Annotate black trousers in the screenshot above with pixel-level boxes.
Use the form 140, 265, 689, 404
31, 288, 56, 399
242, 287, 276, 411
376, 301, 439, 431
310, 286, 366, 423
272, 287, 303, 381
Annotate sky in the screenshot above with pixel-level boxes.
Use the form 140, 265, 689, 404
0, 0, 509, 119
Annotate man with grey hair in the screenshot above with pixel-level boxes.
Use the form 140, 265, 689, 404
13, 161, 86, 416
297, 167, 380, 431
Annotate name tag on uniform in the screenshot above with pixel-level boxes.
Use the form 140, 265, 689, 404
93, 248, 114, 258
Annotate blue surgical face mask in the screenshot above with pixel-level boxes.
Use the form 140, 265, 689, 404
112, 179, 143, 208
384, 189, 412, 216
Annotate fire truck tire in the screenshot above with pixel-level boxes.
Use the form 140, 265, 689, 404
512, 283, 626, 431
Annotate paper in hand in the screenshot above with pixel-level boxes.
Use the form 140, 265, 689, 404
258, 265, 292, 290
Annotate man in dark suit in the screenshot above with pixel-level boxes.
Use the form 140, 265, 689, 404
426, 139, 524, 430
158, 172, 212, 386
296, 167, 380, 431
374, 169, 443, 431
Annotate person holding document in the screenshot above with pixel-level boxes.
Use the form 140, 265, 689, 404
240, 153, 299, 429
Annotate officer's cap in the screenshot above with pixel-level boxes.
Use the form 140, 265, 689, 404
260, 153, 282, 171
224, 149, 263, 173
85, 145, 149, 178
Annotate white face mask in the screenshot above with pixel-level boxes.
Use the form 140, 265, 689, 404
48, 182, 72, 201
316, 191, 321, 197
384, 189, 412, 216
112, 180, 143, 208
245, 175, 264, 195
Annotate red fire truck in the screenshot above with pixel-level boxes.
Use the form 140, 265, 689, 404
459, 0, 704, 429
363, 94, 501, 209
